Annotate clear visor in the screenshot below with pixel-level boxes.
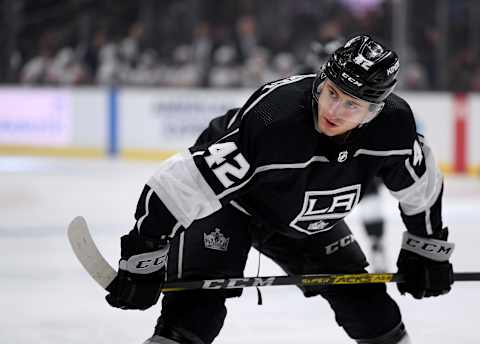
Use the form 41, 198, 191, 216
314, 79, 384, 125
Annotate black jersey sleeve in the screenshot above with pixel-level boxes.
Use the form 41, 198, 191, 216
132, 77, 298, 239
378, 104, 444, 237
132, 74, 314, 239
132, 113, 258, 238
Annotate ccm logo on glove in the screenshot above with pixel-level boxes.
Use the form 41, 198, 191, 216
401, 232, 454, 261
119, 248, 169, 274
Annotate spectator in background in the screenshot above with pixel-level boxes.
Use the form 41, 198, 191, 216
209, 45, 241, 87
234, 15, 258, 64
20, 31, 58, 84
402, 60, 429, 90
126, 49, 164, 86
315, 19, 344, 47
191, 22, 214, 87
96, 40, 121, 85
119, 22, 145, 69
272, 52, 297, 78
47, 47, 88, 85
240, 46, 276, 87
299, 39, 343, 74
81, 29, 108, 81
449, 48, 479, 91
163, 45, 199, 87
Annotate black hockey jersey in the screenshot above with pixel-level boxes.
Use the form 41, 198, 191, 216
139, 74, 444, 240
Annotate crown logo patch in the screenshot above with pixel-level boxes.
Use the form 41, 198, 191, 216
308, 220, 329, 231
204, 228, 230, 252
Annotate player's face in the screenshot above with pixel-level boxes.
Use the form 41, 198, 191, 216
316, 80, 373, 136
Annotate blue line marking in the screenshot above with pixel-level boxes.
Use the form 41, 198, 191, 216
108, 87, 118, 157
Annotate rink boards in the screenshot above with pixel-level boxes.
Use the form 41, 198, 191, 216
0, 86, 479, 175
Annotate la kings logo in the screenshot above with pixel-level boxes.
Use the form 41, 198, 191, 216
290, 184, 361, 235
204, 228, 230, 252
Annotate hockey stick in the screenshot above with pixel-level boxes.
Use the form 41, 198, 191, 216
67, 216, 480, 292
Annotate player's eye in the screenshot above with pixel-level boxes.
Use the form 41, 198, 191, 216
345, 100, 359, 110
328, 89, 338, 99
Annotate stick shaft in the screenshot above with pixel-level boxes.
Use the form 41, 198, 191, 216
161, 272, 480, 292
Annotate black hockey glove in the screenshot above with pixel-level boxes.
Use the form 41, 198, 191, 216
106, 230, 169, 310
396, 228, 454, 299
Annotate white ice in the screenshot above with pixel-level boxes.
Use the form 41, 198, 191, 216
1, 157, 479, 344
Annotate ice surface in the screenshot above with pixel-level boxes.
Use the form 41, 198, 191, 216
1, 157, 479, 343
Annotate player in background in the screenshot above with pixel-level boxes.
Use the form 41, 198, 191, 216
301, 39, 389, 272
359, 178, 388, 271
105, 35, 454, 344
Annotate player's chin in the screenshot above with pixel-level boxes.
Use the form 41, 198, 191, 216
321, 128, 338, 136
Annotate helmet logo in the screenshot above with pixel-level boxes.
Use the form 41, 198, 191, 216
353, 55, 374, 70
364, 42, 384, 59
341, 72, 363, 87
387, 60, 400, 76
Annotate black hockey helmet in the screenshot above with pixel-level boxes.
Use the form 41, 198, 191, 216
312, 35, 399, 104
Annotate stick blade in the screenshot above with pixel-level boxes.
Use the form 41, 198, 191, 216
67, 216, 117, 289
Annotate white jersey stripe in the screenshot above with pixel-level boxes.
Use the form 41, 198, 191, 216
230, 201, 251, 216
217, 155, 330, 199
136, 188, 154, 232
354, 148, 412, 157
227, 109, 241, 129
425, 208, 433, 235
404, 158, 420, 182
214, 128, 239, 144
168, 222, 182, 239
191, 151, 204, 157
177, 231, 185, 279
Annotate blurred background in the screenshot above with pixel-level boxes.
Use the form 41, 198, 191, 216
1, 1, 480, 343
1, 0, 479, 90
0, 0, 479, 173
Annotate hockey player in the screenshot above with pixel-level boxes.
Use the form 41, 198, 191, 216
106, 35, 454, 343
301, 38, 389, 272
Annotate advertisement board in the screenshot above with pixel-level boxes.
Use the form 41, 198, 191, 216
0, 88, 73, 145
119, 88, 250, 154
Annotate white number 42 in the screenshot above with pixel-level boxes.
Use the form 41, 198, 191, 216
204, 142, 250, 188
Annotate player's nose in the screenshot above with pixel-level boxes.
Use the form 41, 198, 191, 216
326, 101, 342, 118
